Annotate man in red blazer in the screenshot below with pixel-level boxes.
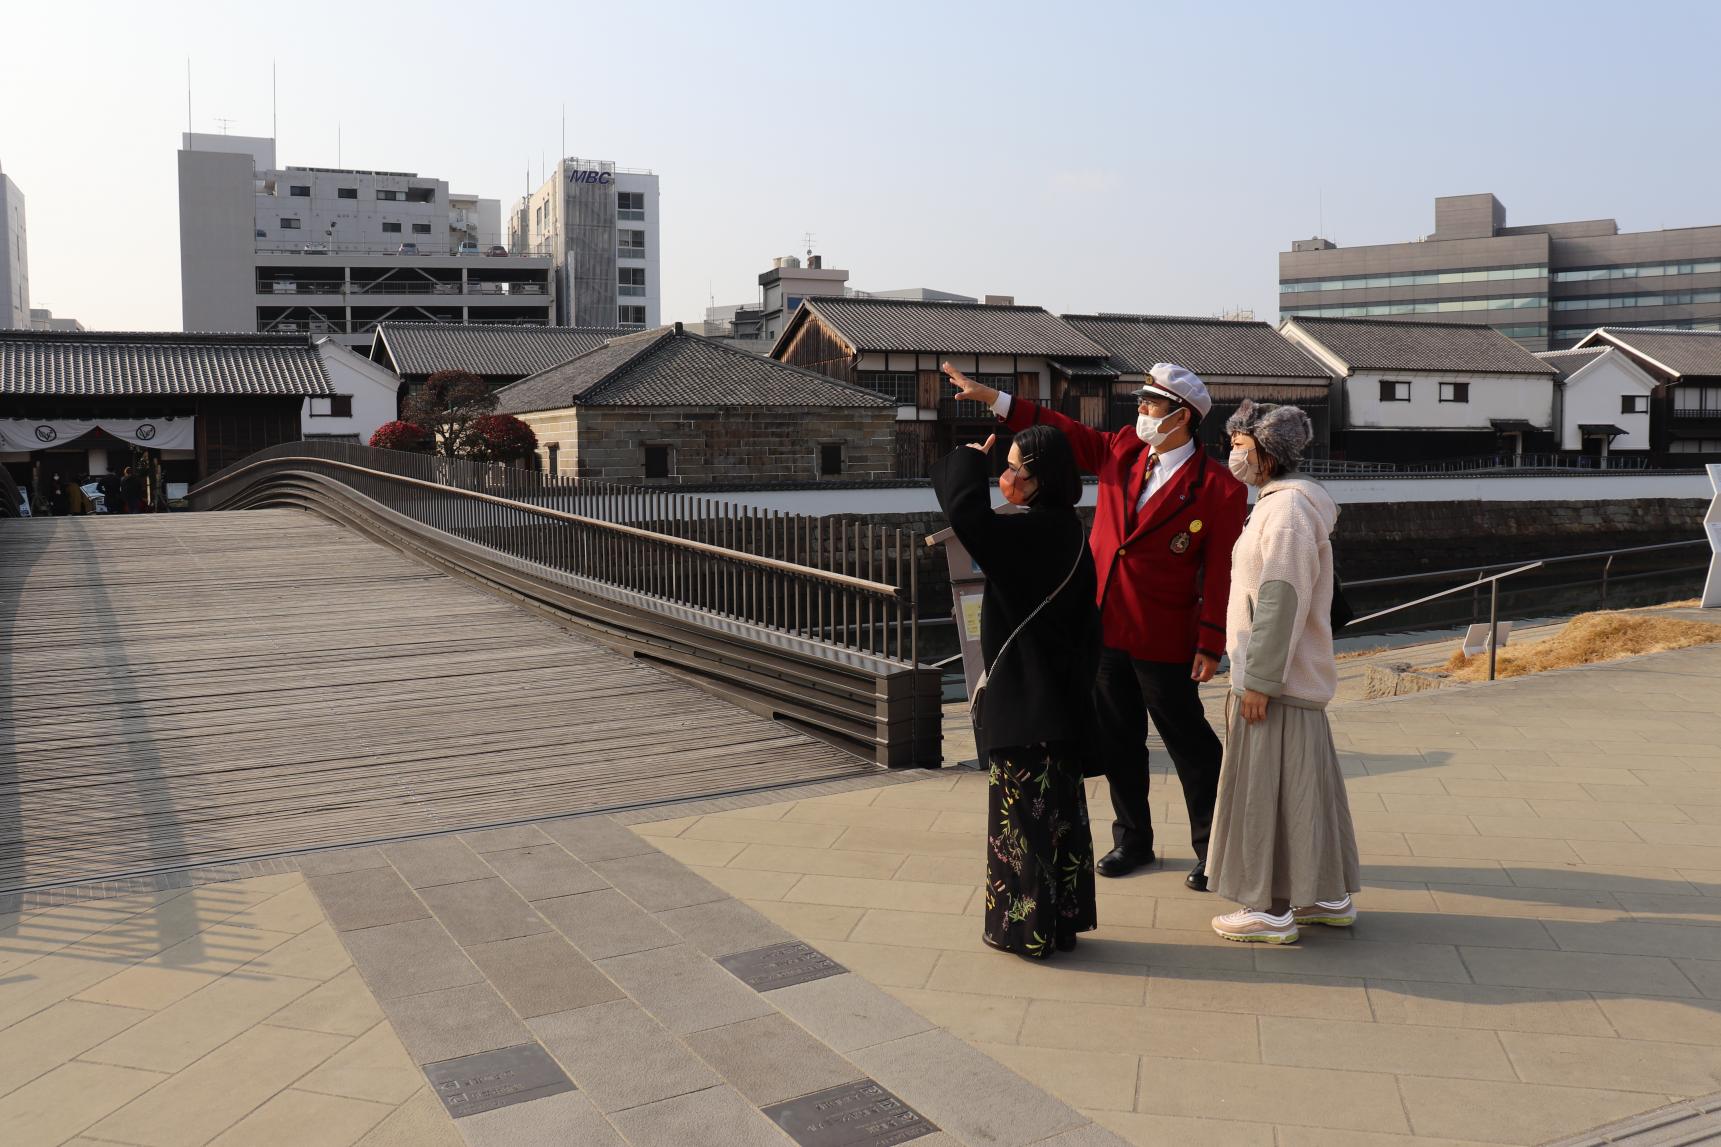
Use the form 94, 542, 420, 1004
945, 362, 1247, 889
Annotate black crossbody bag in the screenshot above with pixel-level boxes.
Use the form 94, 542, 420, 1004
969, 532, 1087, 730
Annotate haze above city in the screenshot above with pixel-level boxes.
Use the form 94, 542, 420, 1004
5, 0, 1719, 333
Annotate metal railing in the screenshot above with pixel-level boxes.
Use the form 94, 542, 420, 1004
1344, 538, 1710, 679
189, 441, 941, 766
0, 465, 22, 517
258, 281, 549, 296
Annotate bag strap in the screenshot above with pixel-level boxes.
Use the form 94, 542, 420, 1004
986, 525, 1087, 677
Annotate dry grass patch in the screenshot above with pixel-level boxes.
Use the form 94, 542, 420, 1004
1440, 611, 1721, 681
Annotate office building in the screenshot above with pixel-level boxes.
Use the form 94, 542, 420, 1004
509, 159, 660, 330
1280, 194, 1721, 353
179, 134, 552, 349
29, 308, 82, 332
1, 164, 27, 329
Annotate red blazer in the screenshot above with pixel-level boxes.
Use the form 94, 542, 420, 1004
1002, 398, 1247, 663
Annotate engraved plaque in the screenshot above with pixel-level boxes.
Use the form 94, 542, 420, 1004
718, 940, 845, 992
765, 1079, 938, 1147
423, 1042, 575, 1118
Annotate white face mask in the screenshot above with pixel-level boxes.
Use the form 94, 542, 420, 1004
1228, 448, 1266, 487
1135, 410, 1178, 449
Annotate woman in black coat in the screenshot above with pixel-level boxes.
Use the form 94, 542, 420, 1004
931, 424, 1101, 959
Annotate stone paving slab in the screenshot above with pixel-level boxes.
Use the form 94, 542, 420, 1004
632, 644, 1721, 1147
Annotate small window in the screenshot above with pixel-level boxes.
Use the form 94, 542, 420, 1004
546, 443, 560, 474
279, 218, 302, 230
1379, 379, 1411, 402
1622, 395, 1649, 414
617, 190, 645, 220
619, 305, 647, 327
382, 221, 402, 233
289, 185, 310, 197
337, 187, 358, 199
406, 186, 436, 203
643, 444, 671, 479
618, 267, 646, 286
330, 395, 353, 418
1439, 382, 1470, 403
411, 222, 432, 234
376, 189, 402, 201
819, 443, 843, 477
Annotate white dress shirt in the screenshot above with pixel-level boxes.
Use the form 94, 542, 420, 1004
989, 391, 1196, 513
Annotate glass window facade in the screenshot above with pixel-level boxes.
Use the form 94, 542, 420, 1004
1280, 266, 1544, 293
1552, 290, 1721, 312
1553, 260, 1721, 282
1283, 295, 1544, 318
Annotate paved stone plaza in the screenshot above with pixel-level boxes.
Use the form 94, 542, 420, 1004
2, 639, 1720, 1145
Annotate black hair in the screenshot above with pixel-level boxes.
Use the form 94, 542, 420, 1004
1011, 424, 1082, 508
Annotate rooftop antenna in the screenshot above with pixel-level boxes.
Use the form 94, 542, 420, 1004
272, 59, 277, 142
185, 59, 192, 148
1318, 187, 1324, 238
802, 231, 816, 260
337, 123, 342, 167
561, 103, 566, 163
214, 116, 237, 135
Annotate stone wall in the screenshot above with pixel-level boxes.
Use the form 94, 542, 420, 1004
522, 407, 897, 485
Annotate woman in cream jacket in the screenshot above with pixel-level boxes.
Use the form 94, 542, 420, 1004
1207, 400, 1360, 944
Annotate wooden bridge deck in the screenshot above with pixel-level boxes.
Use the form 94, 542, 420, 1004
0, 510, 876, 894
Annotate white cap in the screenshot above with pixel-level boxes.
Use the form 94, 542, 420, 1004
1131, 363, 1212, 419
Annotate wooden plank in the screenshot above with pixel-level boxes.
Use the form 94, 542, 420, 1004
0, 511, 875, 892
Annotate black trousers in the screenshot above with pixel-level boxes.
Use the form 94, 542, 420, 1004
1094, 646, 1223, 862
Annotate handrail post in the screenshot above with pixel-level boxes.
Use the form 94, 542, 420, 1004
1601, 554, 1615, 609
1488, 579, 1500, 682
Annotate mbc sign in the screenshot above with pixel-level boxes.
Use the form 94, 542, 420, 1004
568, 170, 614, 185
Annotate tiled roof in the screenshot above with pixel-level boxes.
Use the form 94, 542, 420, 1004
1284, 317, 1556, 375
372, 323, 636, 379
495, 327, 896, 414
1062, 314, 1332, 379
1585, 328, 1721, 378
0, 330, 333, 397
781, 297, 1111, 358
1533, 346, 1607, 381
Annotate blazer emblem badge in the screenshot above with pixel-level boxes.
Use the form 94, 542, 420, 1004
1169, 531, 1192, 554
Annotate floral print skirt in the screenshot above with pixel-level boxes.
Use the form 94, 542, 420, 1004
983, 742, 1098, 959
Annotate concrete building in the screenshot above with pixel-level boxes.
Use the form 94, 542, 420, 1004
29, 308, 83, 332
494, 323, 896, 484
1535, 345, 1658, 460
1, 164, 27, 329
1280, 194, 1721, 353
509, 158, 660, 330
179, 134, 552, 349
1280, 316, 1558, 462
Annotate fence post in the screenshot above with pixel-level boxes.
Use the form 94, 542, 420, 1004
1488, 579, 1500, 682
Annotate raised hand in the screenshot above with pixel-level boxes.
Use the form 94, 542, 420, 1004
964, 434, 997, 455
943, 361, 998, 406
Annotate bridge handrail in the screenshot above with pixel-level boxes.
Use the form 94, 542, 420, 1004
193, 454, 899, 597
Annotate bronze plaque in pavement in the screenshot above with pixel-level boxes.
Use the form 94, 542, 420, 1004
765, 1079, 938, 1147
423, 1042, 575, 1118
718, 940, 845, 992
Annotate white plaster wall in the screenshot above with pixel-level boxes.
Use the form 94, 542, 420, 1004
1560, 350, 1655, 451
307, 340, 400, 443
1346, 369, 1554, 430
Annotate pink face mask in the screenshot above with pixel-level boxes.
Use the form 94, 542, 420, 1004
998, 464, 1035, 506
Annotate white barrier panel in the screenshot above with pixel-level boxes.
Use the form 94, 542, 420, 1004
1703, 464, 1721, 610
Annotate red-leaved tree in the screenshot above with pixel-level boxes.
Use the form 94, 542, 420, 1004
467, 415, 539, 464
402, 370, 497, 458
369, 420, 433, 453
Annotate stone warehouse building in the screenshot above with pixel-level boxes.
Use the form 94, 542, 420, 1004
494, 324, 896, 484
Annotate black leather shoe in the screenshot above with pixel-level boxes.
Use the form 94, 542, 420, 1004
1097, 847, 1154, 878
1055, 934, 1078, 952
1185, 862, 1209, 892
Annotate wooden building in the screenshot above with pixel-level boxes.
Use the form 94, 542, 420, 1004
769, 297, 1116, 477
1572, 328, 1721, 464
367, 322, 633, 394
1, 329, 334, 506
1060, 314, 1335, 455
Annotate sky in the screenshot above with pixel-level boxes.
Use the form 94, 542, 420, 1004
4, 0, 1720, 333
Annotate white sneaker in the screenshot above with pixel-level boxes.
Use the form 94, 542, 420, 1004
1212, 908, 1299, 944
1294, 896, 1357, 927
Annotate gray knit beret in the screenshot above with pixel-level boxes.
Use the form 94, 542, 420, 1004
1225, 399, 1315, 472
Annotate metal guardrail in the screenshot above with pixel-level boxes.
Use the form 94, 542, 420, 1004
190, 441, 942, 768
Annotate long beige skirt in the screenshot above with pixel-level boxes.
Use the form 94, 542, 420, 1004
1208, 693, 1361, 910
